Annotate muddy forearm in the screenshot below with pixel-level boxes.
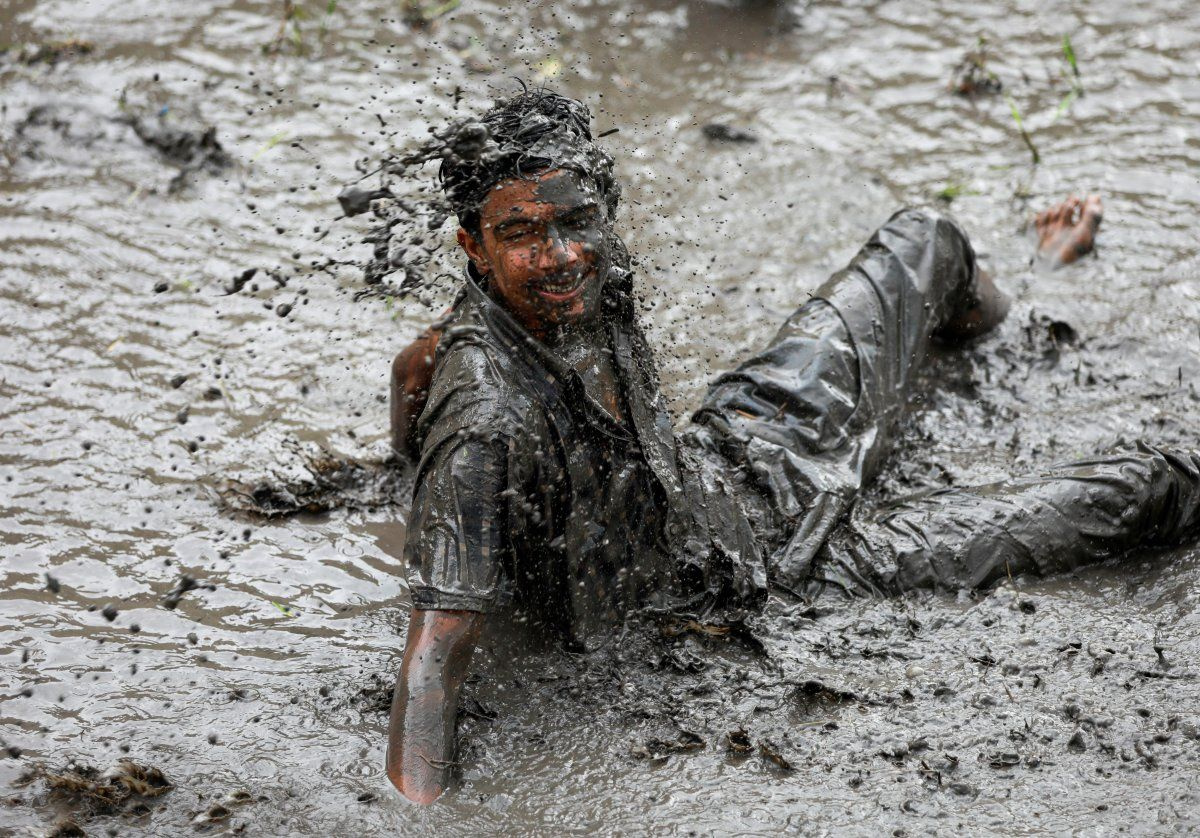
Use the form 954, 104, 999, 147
385, 608, 483, 804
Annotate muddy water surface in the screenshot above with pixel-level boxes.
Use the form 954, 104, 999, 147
2, 0, 1200, 834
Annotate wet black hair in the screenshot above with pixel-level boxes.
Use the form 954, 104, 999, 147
360, 86, 633, 306
437, 87, 621, 238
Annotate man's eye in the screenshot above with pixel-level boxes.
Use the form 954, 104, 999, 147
565, 210, 597, 227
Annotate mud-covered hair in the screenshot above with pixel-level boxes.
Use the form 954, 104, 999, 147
438, 88, 621, 238
360, 87, 632, 299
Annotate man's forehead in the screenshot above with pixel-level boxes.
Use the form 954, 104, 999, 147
483, 170, 599, 218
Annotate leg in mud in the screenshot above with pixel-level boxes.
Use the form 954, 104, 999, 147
390, 327, 442, 459
817, 445, 1200, 595
691, 206, 1001, 589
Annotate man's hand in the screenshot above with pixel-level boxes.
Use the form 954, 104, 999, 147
386, 608, 483, 804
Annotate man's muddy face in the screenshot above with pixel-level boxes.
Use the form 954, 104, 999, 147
459, 169, 610, 335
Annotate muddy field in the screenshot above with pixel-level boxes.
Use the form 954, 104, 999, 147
2, 0, 1199, 835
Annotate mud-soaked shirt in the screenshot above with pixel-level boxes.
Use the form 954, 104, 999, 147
409, 209, 1196, 612
404, 272, 766, 641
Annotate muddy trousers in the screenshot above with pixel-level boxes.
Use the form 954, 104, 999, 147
692, 207, 1200, 596
820, 445, 1200, 595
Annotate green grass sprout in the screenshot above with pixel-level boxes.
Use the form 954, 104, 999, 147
402, 0, 460, 28
1051, 35, 1084, 122
1006, 94, 1040, 164
935, 181, 979, 203
252, 131, 290, 162
319, 0, 338, 39
1062, 34, 1079, 80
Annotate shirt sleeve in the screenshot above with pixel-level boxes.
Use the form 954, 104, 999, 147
404, 434, 510, 612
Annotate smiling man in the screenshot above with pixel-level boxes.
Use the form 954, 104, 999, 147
384, 89, 1200, 803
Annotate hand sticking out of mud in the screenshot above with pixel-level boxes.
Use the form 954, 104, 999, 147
1035, 194, 1103, 266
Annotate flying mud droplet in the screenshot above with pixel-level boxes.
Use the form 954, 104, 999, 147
701, 123, 758, 143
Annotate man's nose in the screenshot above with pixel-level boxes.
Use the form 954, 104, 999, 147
535, 228, 576, 271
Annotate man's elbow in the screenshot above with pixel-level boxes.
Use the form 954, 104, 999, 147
386, 764, 443, 805
390, 332, 440, 459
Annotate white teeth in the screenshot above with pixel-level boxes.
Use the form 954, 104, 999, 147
539, 276, 583, 293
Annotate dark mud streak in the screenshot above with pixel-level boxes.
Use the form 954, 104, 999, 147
11, 101, 232, 193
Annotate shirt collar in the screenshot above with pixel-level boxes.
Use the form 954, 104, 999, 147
462, 268, 633, 439
462, 267, 574, 380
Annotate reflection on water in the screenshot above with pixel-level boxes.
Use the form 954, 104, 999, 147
2, 0, 1199, 833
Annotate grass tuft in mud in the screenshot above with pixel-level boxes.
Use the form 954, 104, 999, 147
0, 38, 94, 66
402, 0, 462, 30
216, 438, 412, 518
1005, 93, 1040, 164
949, 36, 1002, 97
263, 0, 345, 55
1053, 34, 1085, 120
23, 760, 172, 818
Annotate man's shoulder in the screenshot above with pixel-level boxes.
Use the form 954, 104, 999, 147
418, 313, 541, 445
428, 318, 528, 406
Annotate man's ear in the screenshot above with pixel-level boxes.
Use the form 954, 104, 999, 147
457, 228, 489, 275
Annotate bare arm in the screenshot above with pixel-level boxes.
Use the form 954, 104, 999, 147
390, 327, 442, 459
386, 607, 483, 804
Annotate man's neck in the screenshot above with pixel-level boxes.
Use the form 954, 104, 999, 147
544, 317, 606, 356
550, 319, 625, 424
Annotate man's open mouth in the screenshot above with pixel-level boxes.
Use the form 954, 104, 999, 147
533, 271, 589, 303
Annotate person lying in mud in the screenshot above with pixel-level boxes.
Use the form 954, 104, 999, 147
383, 89, 1200, 804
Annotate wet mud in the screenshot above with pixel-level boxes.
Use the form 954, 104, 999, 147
0, 37, 95, 68
218, 442, 411, 519
2, 0, 1200, 835
10, 100, 233, 194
